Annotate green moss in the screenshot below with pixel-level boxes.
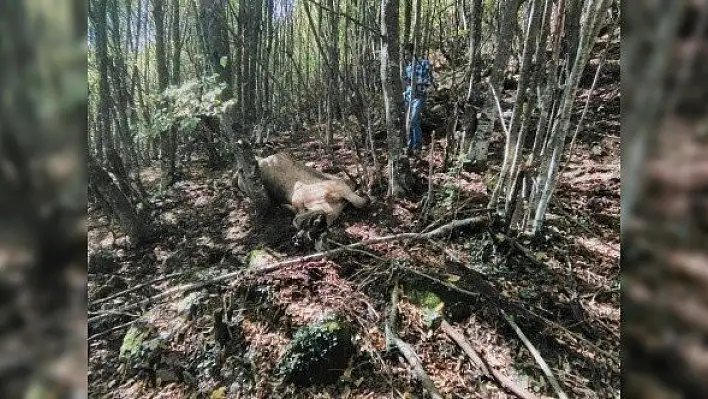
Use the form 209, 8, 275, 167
405, 287, 445, 329
277, 313, 354, 386
406, 288, 444, 311
118, 322, 165, 374
119, 324, 152, 360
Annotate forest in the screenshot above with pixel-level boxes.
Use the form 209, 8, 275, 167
87, 0, 621, 397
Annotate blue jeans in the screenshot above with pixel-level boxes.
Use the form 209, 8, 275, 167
406, 97, 425, 150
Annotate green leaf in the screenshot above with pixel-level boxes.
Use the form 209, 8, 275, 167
220, 56, 228, 68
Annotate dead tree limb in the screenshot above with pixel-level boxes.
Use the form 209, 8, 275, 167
385, 283, 444, 399
441, 320, 539, 399
91, 271, 187, 306
440, 320, 488, 374
502, 310, 569, 399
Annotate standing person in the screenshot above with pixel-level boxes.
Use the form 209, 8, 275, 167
402, 43, 437, 152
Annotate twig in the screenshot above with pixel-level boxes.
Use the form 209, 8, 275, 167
88, 216, 488, 325
422, 206, 494, 234
385, 282, 444, 399
441, 320, 539, 399
502, 310, 569, 399
88, 320, 137, 341
420, 130, 436, 222
91, 271, 187, 306
325, 239, 388, 262
87, 310, 140, 318
440, 320, 488, 373
302, 0, 382, 38
487, 78, 510, 138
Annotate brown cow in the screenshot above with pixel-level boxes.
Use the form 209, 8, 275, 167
256, 153, 368, 245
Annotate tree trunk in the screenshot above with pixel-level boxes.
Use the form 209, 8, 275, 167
170, 0, 181, 85
88, 155, 152, 243
621, 1, 681, 229
409, 0, 421, 45
467, 0, 523, 166
152, 0, 170, 91
403, 0, 413, 46
263, 0, 274, 119
380, 0, 413, 198
531, 0, 612, 234
249, 0, 262, 119
93, 0, 111, 160
564, 0, 582, 70
199, 0, 233, 99
108, 0, 140, 171
489, 0, 542, 211
466, 0, 483, 99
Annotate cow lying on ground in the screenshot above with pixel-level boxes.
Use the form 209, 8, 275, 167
255, 153, 369, 246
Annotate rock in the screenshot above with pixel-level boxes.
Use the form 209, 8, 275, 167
277, 313, 355, 386
591, 145, 604, 157
155, 368, 179, 383
119, 322, 165, 376
246, 248, 282, 269
406, 288, 444, 329
119, 321, 184, 385
174, 291, 205, 320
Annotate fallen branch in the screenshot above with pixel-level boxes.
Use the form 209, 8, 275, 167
441, 320, 539, 399
440, 320, 487, 374
424, 239, 620, 369
91, 271, 187, 306
502, 310, 569, 399
88, 320, 137, 341
385, 282, 443, 399
337, 238, 618, 373
88, 216, 488, 325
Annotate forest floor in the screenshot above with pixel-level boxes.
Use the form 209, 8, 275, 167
88, 45, 620, 398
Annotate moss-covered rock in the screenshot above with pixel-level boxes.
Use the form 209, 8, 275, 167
119, 322, 165, 376
407, 289, 444, 309
277, 313, 355, 386
406, 287, 445, 329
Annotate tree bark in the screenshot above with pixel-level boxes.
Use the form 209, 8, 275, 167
380, 0, 413, 198
88, 156, 152, 243
489, 0, 542, 211
199, 0, 233, 99
152, 0, 170, 91
531, 0, 612, 234
466, 0, 483, 99
467, 0, 523, 166
170, 0, 182, 85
